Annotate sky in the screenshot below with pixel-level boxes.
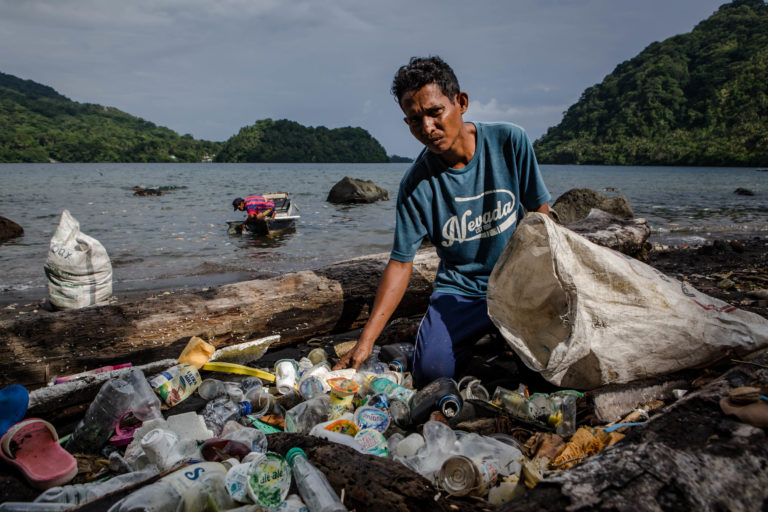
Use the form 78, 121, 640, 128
0, 0, 727, 157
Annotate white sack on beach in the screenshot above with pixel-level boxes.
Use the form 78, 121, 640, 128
44, 209, 113, 309
487, 212, 768, 389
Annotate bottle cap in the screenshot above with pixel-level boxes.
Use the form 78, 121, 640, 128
285, 446, 306, 464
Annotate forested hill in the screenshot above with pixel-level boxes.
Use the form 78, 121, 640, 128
534, 0, 768, 167
0, 72, 391, 163
0, 72, 220, 163
215, 119, 389, 163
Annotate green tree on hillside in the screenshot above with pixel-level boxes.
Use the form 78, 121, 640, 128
534, 0, 768, 166
215, 119, 389, 163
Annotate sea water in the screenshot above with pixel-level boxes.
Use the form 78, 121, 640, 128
1, 162, 767, 303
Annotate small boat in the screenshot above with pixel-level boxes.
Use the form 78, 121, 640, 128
227, 192, 300, 236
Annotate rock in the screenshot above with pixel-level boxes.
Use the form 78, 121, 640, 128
565, 209, 650, 259
0, 216, 23, 242
734, 187, 755, 196
133, 187, 163, 196
551, 188, 634, 225
730, 240, 746, 253
327, 176, 389, 204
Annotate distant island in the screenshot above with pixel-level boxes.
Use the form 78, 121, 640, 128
534, 0, 768, 166
0, 72, 396, 164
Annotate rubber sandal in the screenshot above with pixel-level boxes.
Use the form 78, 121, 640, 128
0, 418, 78, 489
0, 384, 29, 438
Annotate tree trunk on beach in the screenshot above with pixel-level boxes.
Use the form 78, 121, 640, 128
1, 249, 439, 391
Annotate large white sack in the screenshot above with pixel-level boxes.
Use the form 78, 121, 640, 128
44, 210, 113, 309
487, 212, 768, 389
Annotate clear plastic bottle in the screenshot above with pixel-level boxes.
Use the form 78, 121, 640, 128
107, 461, 236, 512
284, 394, 331, 433
66, 369, 161, 454
34, 469, 157, 506
285, 448, 348, 512
202, 396, 257, 436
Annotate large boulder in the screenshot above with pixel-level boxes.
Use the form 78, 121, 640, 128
327, 177, 389, 204
567, 208, 650, 259
551, 188, 633, 225
0, 216, 23, 242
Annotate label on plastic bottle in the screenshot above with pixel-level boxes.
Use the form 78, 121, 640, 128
149, 364, 201, 407
247, 451, 292, 508
162, 462, 228, 511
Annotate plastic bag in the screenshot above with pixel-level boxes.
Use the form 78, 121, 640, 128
487, 213, 768, 389
44, 210, 112, 309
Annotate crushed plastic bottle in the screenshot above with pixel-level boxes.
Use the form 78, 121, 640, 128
66, 369, 161, 454
286, 448, 348, 512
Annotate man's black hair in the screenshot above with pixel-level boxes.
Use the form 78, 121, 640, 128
391, 56, 460, 104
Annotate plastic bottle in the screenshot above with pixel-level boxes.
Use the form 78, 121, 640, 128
379, 343, 415, 372
285, 395, 331, 433
107, 461, 236, 512
197, 378, 227, 400
490, 386, 529, 419
202, 396, 255, 436
34, 469, 157, 506
408, 377, 462, 425
0, 504, 73, 511
286, 448, 348, 512
149, 364, 202, 408
66, 369, 161, 454
364, 375, 415, 404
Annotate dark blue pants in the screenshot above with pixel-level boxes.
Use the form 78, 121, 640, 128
411, 292, 498, 388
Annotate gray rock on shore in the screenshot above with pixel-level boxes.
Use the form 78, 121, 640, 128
327, 176, 389, 204
0, 216, 23, 242
551, 187, 634, 224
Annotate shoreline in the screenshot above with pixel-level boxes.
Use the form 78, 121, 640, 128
2, 235, 767, 324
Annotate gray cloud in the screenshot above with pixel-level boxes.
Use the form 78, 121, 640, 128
0, 0, 725, 156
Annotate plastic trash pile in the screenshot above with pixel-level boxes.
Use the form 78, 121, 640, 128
0, 337, 642, 511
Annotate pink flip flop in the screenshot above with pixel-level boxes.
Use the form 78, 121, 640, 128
0, 418, 78, 489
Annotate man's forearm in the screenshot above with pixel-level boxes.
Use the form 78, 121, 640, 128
358, 259, 414, 347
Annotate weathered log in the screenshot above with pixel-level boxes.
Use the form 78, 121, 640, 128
499, 352, 768, 511
566, 208, 651, 259
0, 249, 439, 391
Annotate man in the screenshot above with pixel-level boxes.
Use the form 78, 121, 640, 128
232, 195, 276, 232
334, 56, 551, 387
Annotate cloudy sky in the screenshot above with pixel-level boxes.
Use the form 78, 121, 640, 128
0, 0, 726, 157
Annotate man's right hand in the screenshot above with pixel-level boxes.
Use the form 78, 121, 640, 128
333, 340, 374, 371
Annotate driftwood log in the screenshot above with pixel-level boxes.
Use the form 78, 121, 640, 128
1, 212, 655, 393
0, 249, 439, 391
500, 353, 768, 511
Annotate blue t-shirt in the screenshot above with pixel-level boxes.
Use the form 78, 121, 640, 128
391, 122, 551, 297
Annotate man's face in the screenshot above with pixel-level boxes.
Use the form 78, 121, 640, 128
400, 83, 468, 156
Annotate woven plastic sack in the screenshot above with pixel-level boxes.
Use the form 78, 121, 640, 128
487, 213, 768, 389
44, 210, 112, 309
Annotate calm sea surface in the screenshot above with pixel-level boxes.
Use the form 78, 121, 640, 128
2, 163, 768, 303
